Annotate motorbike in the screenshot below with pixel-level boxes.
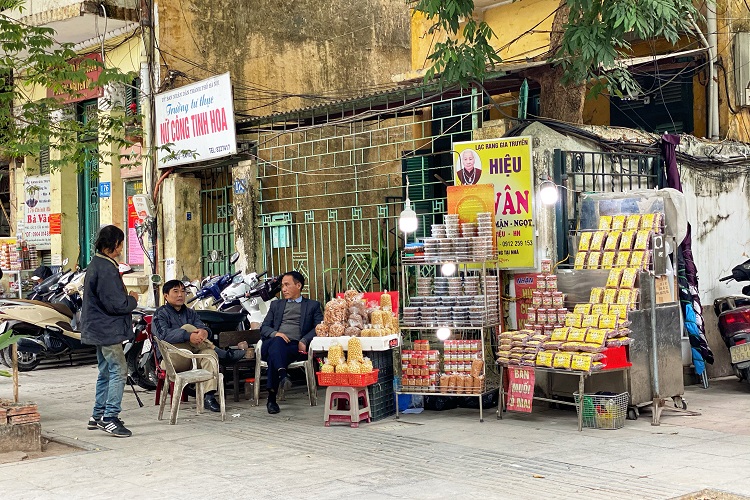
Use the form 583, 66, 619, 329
124, 308, 159, 390
25, 263, 72, 301
714, 258, 750, 383
219, 271, 282, 329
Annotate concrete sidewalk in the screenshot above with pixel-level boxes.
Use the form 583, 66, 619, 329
1, 362, 749, 500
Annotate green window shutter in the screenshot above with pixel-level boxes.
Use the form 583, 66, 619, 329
402, 155, 434, 239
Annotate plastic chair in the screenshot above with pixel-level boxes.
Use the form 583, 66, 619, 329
155, 338, 226, 424
254, 339, 317, 406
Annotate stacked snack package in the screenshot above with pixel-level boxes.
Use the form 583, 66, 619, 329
525, 258, 568, 337
401, 340, 441, 392
574, 212, 662, 270
316, 290, 399, 337
496, 329, 548, 367
320, 337, 374, 375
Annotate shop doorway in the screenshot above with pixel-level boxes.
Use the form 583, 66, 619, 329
199, 165, 235, 276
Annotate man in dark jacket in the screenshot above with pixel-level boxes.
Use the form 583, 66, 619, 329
81, 225, 139, 438
152, 280, 244, 412
260, 271, 322, 414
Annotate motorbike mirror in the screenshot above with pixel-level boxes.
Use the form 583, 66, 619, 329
150, 274, 163, 284
230, 251, 240, 264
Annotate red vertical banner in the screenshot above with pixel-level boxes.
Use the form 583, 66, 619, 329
513, 273, 537, 329
127, 196, 144, 265
506, 366, 535, 413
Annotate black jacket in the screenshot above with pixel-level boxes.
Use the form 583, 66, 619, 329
260, 298, 323, 348
152, 304, 211, 347
81, 253, 138, 346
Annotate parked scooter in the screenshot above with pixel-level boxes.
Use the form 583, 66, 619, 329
124, 309, 158, 390
219, 271, 281, 328
714, 258, 750, 383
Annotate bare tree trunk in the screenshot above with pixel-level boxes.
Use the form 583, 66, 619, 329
526, 0, 586, 124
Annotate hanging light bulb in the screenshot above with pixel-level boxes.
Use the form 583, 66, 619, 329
539, 179, 559, 206
441, 262, 456, 276
436, 327, 451, 341
399, 178, 419, 234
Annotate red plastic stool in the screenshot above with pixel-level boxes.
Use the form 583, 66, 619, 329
323, 386, 371, 428
154, 370, 189, 406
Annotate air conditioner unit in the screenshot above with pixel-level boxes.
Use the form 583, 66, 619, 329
733, 32, 750, 107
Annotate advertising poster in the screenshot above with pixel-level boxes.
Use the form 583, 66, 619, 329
155, 72, 237, 168
446, 184, 496, 229
23, 175, 51, 250
512, 273, 538, 329
453, 138, 535, 268
506, 366, 535, 413
126, 181, 144, 265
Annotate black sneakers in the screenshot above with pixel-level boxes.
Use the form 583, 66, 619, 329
87, 416, 125, 430
97, 417, 132, 438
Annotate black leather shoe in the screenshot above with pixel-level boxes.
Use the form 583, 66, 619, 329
204, 394, 221, 412
266, 400, 280, 414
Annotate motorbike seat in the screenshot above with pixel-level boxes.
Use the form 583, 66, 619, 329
195, 310, 246, 324
19, 299, 75, 319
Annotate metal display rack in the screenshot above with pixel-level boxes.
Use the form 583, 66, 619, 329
396, 256, 502, 422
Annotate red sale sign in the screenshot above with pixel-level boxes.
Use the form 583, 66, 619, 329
506, 366, 535, 413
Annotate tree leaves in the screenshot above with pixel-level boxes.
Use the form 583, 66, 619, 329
0, 1, 143, 173
414, 0, 502, 88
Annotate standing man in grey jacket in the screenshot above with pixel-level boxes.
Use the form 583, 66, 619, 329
81, 225, 139, 438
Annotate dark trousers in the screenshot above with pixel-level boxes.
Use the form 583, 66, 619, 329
261, 336, 306, 391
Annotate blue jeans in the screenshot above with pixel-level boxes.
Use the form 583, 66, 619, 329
93, 344, 128, 419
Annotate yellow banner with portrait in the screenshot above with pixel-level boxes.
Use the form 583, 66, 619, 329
453, 137, 535, 269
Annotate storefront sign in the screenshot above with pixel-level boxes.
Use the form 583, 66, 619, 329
513, 273, 538, 329
453, 138, 535, 269
155, 72, 237, 168
126, 181, 145, 266
506, 366, 535, 413
22, 176, 51, 250
46, 53, 104, 104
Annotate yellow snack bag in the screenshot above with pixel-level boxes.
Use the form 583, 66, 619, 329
553, 351, 573, 370
574, 304, 592, 315
641, 213, 656, 231
574, 251, 588, 270
589, 231, 606, 251
589, 287, 605, 303
598, 314, 617, 329
615, 251, 631, 268
571, 353, 593, 372
591, 303, 609, 315
629, 251, 646, 270
619, 231, 636, 250
551, 327, 570, 342
603, 288, 618, 304
567, 327, 588, 342
611, 215, 626, 230
578, 232, 593, 252
598, 216, 613, 230
620, 267, 638, 288
625, 214, 642, 231
587, 252, 602, 269
584, 328, 607, 346
565, 313, 583, 328
609, 304, 628, 321
582, 314, 599, 328
601, 252, 616, 268
606, 268, 623, 288
634, 230, 651, 250
536, 351, 554, 368
604, 232, 621, 251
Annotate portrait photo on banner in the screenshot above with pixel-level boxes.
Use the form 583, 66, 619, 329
454, 148, 482, 185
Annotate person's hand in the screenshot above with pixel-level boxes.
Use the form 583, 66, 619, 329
298, 341, 306, 353
195, 329, 209, 342
189, 331, 203, 345
128, 291, 139, 300
275, 332, 290, 343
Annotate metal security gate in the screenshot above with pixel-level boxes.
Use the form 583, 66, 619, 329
200, 165, 235, 276
553, 149, 662, 264
251, 87, 482, 302
77, 100, 100, 267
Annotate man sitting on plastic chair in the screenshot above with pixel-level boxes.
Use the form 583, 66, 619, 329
153, 280, 246, 412
260, 271, 322, 414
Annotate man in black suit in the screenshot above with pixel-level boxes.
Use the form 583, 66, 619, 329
260, 271, 323, 414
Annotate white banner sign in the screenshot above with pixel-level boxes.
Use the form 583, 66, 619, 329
23, 175, 51, 250
155, 72, 237, 168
